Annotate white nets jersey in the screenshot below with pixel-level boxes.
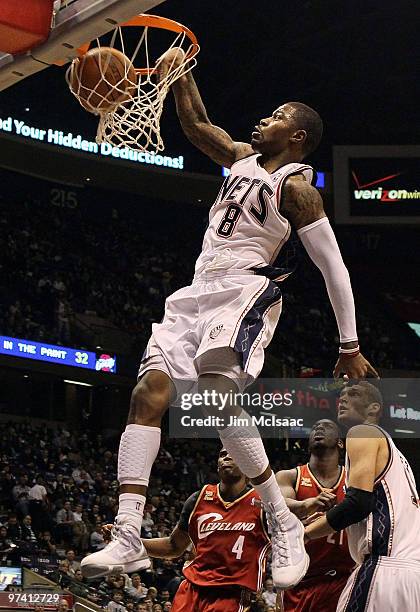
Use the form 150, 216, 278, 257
346, 425, 420, 565
194, 155, 315, 280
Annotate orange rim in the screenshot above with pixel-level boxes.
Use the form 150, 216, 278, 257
70, 14, 199, 75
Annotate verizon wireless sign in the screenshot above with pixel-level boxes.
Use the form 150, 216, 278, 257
334, 146, 420, 224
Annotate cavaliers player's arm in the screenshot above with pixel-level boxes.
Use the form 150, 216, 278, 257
276, 469, 336, 519
141, 491, 198, 559
158, 48, 253, 167
304, 425, 382, 540
282, 177, 378, 379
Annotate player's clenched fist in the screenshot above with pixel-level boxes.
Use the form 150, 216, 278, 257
304, 491, 336, 516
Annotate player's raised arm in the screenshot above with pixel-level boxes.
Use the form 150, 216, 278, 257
159, 48, 253, 167
276, 469, 335, 519
281, 176, 378, 379
304, 425, 380, 540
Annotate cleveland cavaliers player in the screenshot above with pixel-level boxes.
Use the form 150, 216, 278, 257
305, 382, 420, 611
277, 420, 354, 611
140, 448, 270, 611
81, 48, 377, 586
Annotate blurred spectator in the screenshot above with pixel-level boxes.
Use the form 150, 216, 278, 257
70, 569, 89, 598
65, 549, 81, 575
261, 578, 277, 608
0, 525, 15, 553
12, 475, 30, 501
125, 574, 148, 601
28, 475, 49, 532
56, 500, 74, 544
107, 590, 127, 612
21, 515, 38, 546
38, 531, 57, 555
90, 524, 106, 551
72, 510, 89, 553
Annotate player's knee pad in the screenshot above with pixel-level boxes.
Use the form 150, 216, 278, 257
118, 424, 161, 486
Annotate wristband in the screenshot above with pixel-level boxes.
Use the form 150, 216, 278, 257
339, 345, 360, 358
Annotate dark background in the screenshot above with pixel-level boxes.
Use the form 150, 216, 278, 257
0, 0, 417, 174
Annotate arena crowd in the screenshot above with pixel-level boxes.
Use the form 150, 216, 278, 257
0, 194, 418, 376
0, 421, 302, 610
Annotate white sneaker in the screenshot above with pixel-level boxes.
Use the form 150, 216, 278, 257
265, 503, 309, 588
81, 521, 151, 579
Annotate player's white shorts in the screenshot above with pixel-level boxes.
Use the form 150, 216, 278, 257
138, 270, 282, 400
337, 556, 420, 611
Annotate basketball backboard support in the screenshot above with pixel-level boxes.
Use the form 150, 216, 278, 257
0, 0, 167, 92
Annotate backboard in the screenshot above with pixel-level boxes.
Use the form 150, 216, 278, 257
0, 0, 167, 92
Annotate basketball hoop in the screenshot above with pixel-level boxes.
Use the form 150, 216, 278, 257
66, 14, 199, 153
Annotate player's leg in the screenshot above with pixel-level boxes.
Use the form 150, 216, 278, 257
81, 284, 198, 578
283, 577, 348, 612
197, 354, 308, 589
338, 560, 420, 612
81, 369, 173, 578
171, 580, 201, 612
194, 275, 308, 587
172, 583, 251, 612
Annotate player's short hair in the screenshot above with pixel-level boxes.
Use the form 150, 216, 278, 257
358, 381, 383, 408
289, 102, 323, 155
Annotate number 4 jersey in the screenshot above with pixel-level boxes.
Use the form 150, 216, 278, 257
178, 483, 270, 591
194, 155, 315, 279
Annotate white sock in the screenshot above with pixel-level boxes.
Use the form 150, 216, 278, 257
117, 493, 146, 524
253, 472, 289, 517
218, 409, 270, 478
117, 424, 161, 523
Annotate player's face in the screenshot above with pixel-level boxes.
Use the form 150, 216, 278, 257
337, 384, 370, 427
217, 449, 243, 482
251, 104, 302, 155
308, 419, 340, 451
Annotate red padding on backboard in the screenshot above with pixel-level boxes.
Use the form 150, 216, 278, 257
0, 0, 54, 55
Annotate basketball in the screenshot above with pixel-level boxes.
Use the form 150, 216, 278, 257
68, 47, 137, 113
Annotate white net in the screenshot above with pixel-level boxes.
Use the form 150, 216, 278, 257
66, 16, 199, 153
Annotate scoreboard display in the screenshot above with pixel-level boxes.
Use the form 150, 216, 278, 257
334, 145, 420, 224
0, 335, 117, 373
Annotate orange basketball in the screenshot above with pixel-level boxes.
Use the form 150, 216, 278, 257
69, 47, 137, 113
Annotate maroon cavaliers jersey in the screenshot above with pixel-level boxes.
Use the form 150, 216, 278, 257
182, 484, 270, 591
296, 464, 354, 580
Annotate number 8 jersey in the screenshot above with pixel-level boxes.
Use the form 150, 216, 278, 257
180, 483, 270, 592
194, 155, 315, 279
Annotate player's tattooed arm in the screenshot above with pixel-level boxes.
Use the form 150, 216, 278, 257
159, 49, 252, 166
172, 71, 253, 166
142, 524, 191, 559
276, 469, 336, 519
281, 175, 326, 230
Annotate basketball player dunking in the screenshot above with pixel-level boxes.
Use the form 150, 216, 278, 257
81, 48, 377, 587
277, 420, 354, 611
139, 448, 270, 612
305, 382, 420, 611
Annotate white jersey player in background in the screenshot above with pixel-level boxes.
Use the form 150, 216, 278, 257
305, 381, 420, 611
81, 48, 377, 587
